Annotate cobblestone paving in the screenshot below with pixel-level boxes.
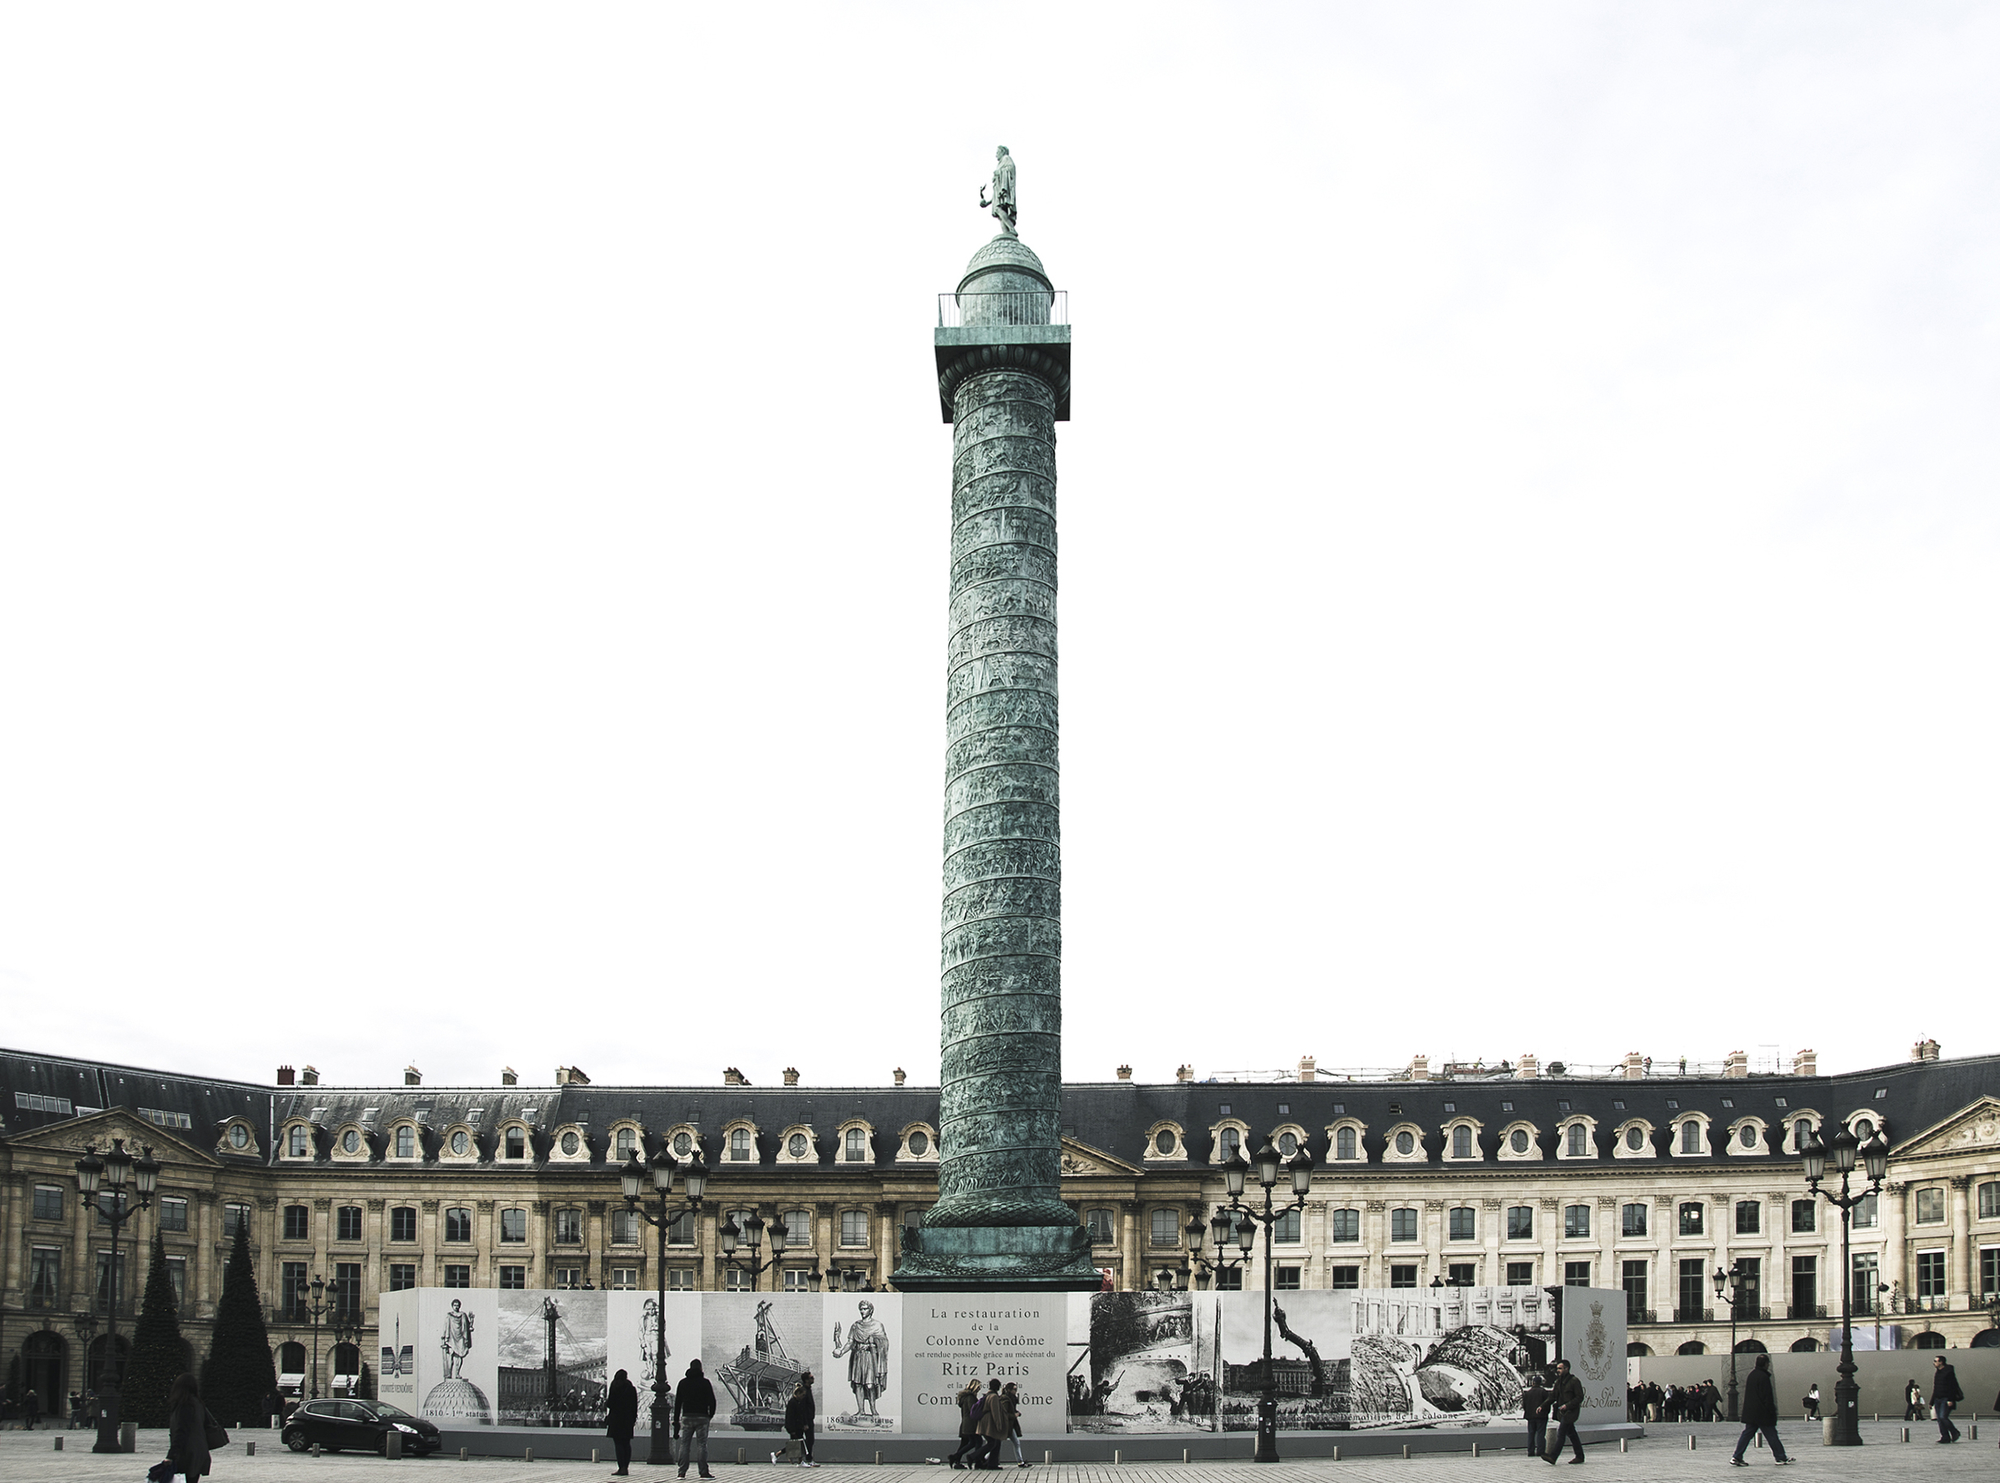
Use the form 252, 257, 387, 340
1, 1422, 1989, 1483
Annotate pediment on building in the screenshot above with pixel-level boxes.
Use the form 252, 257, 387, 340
1896, 1097, 2000, 1160
6, 1106, 226, 1167
1059, 1136, 1144, 1177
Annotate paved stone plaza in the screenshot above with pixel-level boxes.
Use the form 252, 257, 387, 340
1, 1423, 1990, 1483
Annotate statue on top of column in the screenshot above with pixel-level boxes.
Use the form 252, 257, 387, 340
979, 146, 1018, 237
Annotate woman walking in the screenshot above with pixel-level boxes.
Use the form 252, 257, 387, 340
162, 1374, 213, 1481
1001, 1381, 1028, 1467
784, 1374, 818, 1467
948, 1380, 982, 1469
606, 1367, 639, 1476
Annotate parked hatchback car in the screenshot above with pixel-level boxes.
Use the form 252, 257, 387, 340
282, 1398, 441, 1454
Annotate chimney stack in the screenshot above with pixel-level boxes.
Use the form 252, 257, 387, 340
1408, 1054, 1431, 1082
783, 1067, 800, 1087
554, 1066, 592, 1087
893, 1067, 906, 1087
1298, 1055, 1316, 1084
1724, 1049, 1749, 1079
1515, 1054, 1538, 1080
300, 1065, 320, 1086
1622, 1052, 1645, 1080
1791, 1048, 1818, 1077
277, 1065, 295, 1086
1176, 1064, 1194, 1083
501, 1067, 518, 1086
723, 1067, 747, 1087
1910, 1038, 1940, 1062
404, 1065, 422, 1086
1116, 1065, 1132, 1082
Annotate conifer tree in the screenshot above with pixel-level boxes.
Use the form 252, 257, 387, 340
201, 1218, 277, 1428
121, 1231, 187, 1425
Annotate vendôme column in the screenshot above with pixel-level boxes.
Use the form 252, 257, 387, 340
893, 150, 1096, 1292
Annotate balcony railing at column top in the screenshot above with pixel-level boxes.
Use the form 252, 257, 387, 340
938, 291, 1068, 328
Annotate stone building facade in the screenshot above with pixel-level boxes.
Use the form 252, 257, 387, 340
3, 1042, 1997, 1412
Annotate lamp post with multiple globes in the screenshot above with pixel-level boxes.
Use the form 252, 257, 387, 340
1799, 1123, 1889, 1447
620, 1148, 708, 1466
1712, 1261, 1747, 1422
1184, 1208, 1254, 1291
293, 1274, 331, 1401
73, 1138, 159, 1453
718, 1209, 790, 1291
1220, 1139, 1314, 1464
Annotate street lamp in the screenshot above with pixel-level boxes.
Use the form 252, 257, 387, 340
1185, 1210, 1251, 1291
293, 1275, 331, 1400
719, 1208, 790, 1291
73, 1139, 158, 1453
1712, 1262, 1746, 1421
1222, 1139, 1313, 1464
620, 1147, 708, 1466
1799, 1124, 1888, 1446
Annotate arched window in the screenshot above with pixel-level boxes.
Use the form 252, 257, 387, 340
395, 1126, 415, 1159
1335, 1127, 1357, 1160
1566, 1125, 1586, 1157
1509, 1129, 1531, 1153
1452, 1126, 1472, 1158
844, 1128, 868, 1162
1789, 1337, 1819, 1352
1393, 1131, 1415, 1156
1449, 1206, 1476, 1240
1677, 1341, 1706, 1356
278, 1340, 307, 1376
1330, 1208, 1360, 1242
616, 1128, 636, 1160
1913, 1332, 1946, 1350
1220, 1128, 1241, 1159
1155, 1128, 1177, 1155
1273, 1210, 1301, 1244
1739, 1123, 1758, 1148
504, 1126, 526, 1159
731, 1128, 752, 1162
287, 1125, 309, 1158
1680, 1121, 1701, 1153
782, 1208, 812, 1244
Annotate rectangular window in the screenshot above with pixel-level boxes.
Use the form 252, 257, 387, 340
1329, 1265, 1361, 1290
1678, 1258, 1706, 1322
725, 1266, 753, 1291
783, 1209, 814, 1245
1622, 1259, 1647, 1320
1850, 1251, 1878, 1313
612, 1208, 640, 1245
1678, 1203, 1704, 1236
1791, 1200, 1817, 1233
1979, 1183, 2000, 1221
1213, 1267, 1243, 1291
288, 1126, 309, 1157
1852, 1191, 1877, 1229
281, 1260, 309, 1318
1086, 1209, 1115, 1245
499, 1265, 526, 1290
736, 1128, 756, 1162
1733, 1257, 1760, 1317
1621, 1203, 1647, 1237
1563, 1205, 1589, 1239
1389, 1264, 1418, 1289
1273, 1209, 1301, 1245
333, 1262, 361, 1318
443, 1264, 471, 1289
166, 1256, 186, 1311
665, 1269, 696, 1291
444, 1207, 473, 1243
1791, 1255, 1817, 1317
389, 1264, 417, 1292
556, 1208, 583, 1244
782, 1268, 813, 1291
1150, 1209, 1179, 1246
157, 1195, 189, 1232
840, 1210, 869, 1247
1735, 1201, 1759, 1235
1917, 1250, 1946, 1299
1507, 1206, 1533, 1240
1506, 1261, 1534, 1286
1274, 1266, 1301, 1291
1915, 1188, 1945, 1224
1564, 1260, 1590, 1288
1449, 1207, 1476, 1241
504, 1128, 525, 1159
1982, 1249, 2000, 1299
552, 1266, 583, 1288
1330, 1208, 1360, 1243
1448, 1262, 1477, 1286
500, 1208, 527, 1244
284, 1205, 310, 1241
32, 1184, 63, 1220
337, 1206, 363, 1242
667, 1211, 695, 1246
29, 1247, 61, 1308
389, 1207, 417, 1242
1390, 1208, 1418, 1241
609, 1267, 638, 1290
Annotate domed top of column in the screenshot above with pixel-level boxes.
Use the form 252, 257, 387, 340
958, 234, 1053, 296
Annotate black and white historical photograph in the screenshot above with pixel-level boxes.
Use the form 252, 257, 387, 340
495, 1290, 608, 1428
701, 1294, 819, 1432
1069, 1290, 1206, 1433
1210, 1291, 1349, 1432
1346, 1287, 1553, 1430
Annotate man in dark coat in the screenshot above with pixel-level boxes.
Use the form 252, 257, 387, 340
1522, 1373, 1550, 1459
673, 1360, 717, 1479
1931, 1356, 1963, 1443
606, 1368, 640, 1475
1728, 1354, 1791, 1464
1543, 1360, 1584, 1464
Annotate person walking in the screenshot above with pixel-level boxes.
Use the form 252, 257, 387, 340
1930, 1355, 1963, 1443
673, 1360, 717, 1479
161, 1374, 213, 1481
783, 1375, 817, 1467
24, 1388, 40, 1431
974, 1379, 1007, 1469
948, 1379, 982, 1469
1728, 1355, 1791, 1466
1543, 1359, 1584, 1464
605, 1367, 639, 1476
1801, 1384, 1819, 1422
1903, 1378, 1921, 1422
1001, 1381, 1028, 1467
1522, 1371, 1550, 1459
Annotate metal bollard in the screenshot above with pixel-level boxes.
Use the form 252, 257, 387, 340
738, 1447, 747, 1465
1969, 1425, 1977, 1440
1901, 1428, 1909, 1442
273, 1413, 283, 1429
1619, 1440, 1627, 1454
526, 1446, 535, 1461
875, 1451, 883, 1465
1114, 1449, 1122, 1464
1470, 1442, 1479, 1457
312, 1443, 322, 1457
590, 1448, 599, 1463
53, 1438, 64, 1452
1756, 1433, 1764, 1448
1044, 1452, 1053, 1466
247, 1442, 256, 1457
1183, 1449, 1191, 1463
1687, 1434, 1696, 1450
1331, 1446, 1339, 1461
122, 1421, 138, 1452
461, 1448, 470, 1461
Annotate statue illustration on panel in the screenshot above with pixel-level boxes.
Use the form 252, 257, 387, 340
831, 1301, 890, 1420
423, 1296, 494, 1425
979, 145, 1018, 236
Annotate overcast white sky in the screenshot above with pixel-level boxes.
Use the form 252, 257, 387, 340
2, 4, 1995, 1093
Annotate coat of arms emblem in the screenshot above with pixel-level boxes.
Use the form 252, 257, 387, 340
1583, 1300, 1608, 1369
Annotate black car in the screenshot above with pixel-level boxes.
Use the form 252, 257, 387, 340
282, 1398, 441, 1455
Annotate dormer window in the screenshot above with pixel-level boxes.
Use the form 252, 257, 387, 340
1680, 1122, 1701, 1154
505, 1127, 526, 1159
1566, 1125, 1586, 1157
788, 1132, 810, 1159
288, 1126, 308, 1158
1220, 1128, 1241, 1159
340, 1129, 361, 1155
1335, 1127, 1357, 1160
616, 1128, 636, 1160
1452, 1126, 1473, 1158
395, 1126, 415, 1159
1155, 1129, 1177, 1156
731, 1128, 752, 1162
844, 1128, 868, 1162
1277, 1131, 1298, 1156
673, 1131, 692, 1156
